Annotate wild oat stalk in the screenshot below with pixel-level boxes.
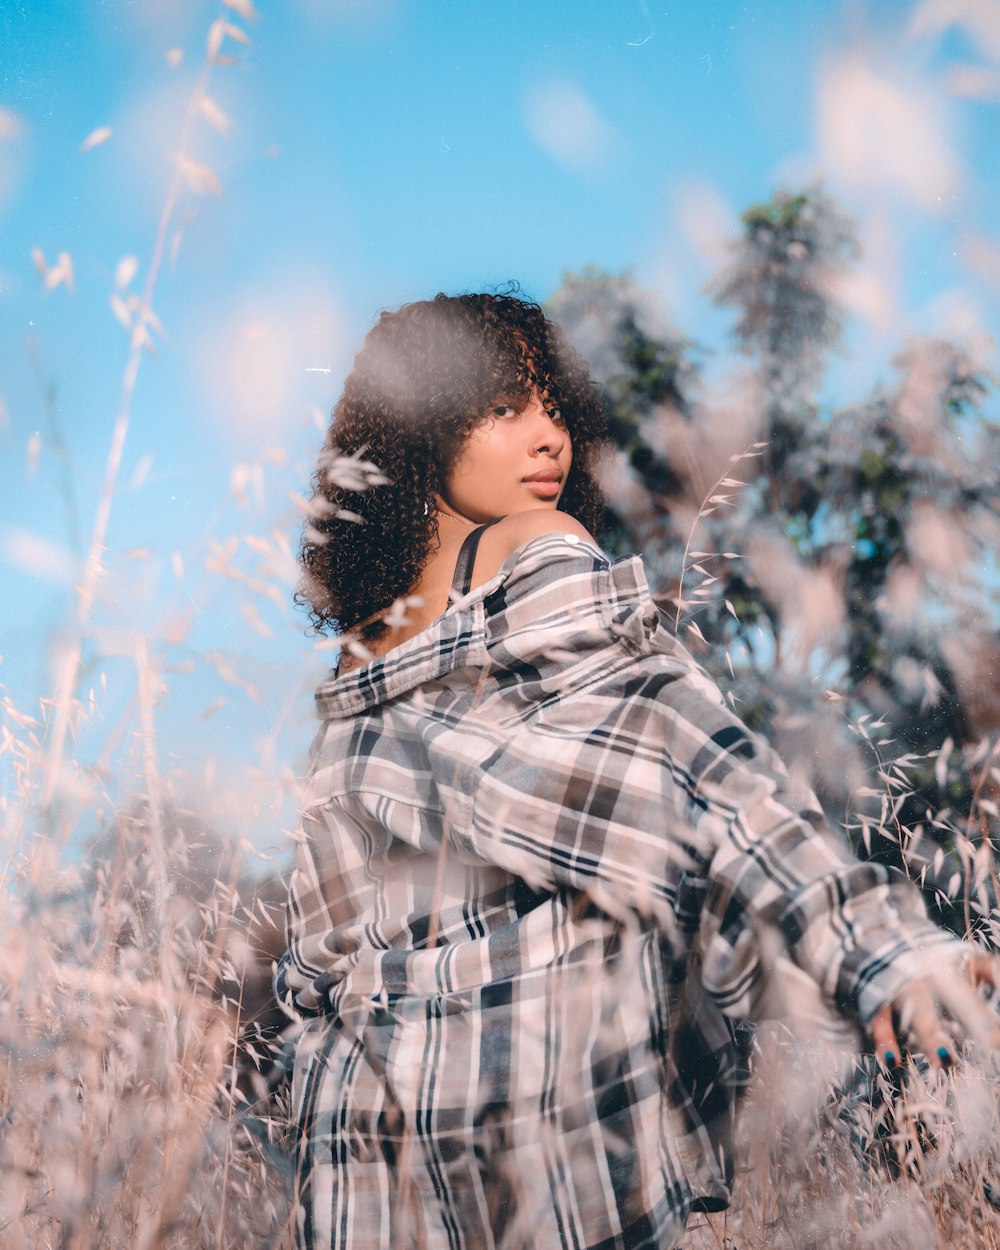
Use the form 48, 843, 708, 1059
40, 5, 250, 837
672, 443, 764, 646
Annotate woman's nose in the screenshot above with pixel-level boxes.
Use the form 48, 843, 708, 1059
527, 397, 566, 455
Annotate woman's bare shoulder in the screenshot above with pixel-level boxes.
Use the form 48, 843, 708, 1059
471, 511, 597, 588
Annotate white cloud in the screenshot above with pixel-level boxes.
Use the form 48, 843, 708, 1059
816, 50, 960, 212
1, 527, 79, 585
523, 81, 617, 175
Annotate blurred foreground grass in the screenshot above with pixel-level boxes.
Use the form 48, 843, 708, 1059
0, 804, 295, 1249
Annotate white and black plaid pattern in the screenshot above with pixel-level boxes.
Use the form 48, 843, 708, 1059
277, 534, 955, 1250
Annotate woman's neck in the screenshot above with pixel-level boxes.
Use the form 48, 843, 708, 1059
338, 513, 481, 674
436, 503, 470, 525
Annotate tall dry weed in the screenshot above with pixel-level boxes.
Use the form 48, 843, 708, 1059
681, 1024, 1000, 1250
0, 804, 295, 1249
2, 6, 297, 1246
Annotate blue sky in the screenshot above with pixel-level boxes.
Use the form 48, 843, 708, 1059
1, 0, 998, 851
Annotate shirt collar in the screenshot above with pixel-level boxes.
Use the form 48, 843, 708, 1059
313, 569, 506, 720
312, 535, 652, 720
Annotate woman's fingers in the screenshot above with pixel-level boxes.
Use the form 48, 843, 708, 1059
965, 950, 1000, 992
895, 978, 956, 1067
879, 954, 1000, 1068
933, 964, 1000, 1051
870, 1003, 900, 1068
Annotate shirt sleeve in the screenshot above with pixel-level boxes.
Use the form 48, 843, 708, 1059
666, 678, 959, 1026
274, 804, 340, 1017
468, 533, 959, 1028
274, 727, 376, 1018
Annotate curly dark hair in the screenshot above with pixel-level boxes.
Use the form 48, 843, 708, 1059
298, 290, 610, 640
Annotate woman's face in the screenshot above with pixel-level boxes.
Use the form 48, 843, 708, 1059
441, 388, 573, 523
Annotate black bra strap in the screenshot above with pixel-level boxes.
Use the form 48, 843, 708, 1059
450, 521, 499, 596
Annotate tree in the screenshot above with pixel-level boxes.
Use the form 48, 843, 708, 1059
548, 268, 695, 580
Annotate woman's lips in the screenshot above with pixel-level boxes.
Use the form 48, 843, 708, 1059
524, 480, 561, 499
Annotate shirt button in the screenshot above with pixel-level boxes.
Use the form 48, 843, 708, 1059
565, 534, 579, 545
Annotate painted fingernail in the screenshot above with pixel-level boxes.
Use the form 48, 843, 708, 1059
883, 1049, 896, 1066
937, 1045, 952, 1066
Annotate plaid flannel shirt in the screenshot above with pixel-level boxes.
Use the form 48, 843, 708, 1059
277, 533, 955, 1250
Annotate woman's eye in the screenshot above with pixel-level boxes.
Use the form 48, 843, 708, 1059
492, 405, 517, 418
547, 406, 566, 425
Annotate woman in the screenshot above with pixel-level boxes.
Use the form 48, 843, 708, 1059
277, 291, 998, 1250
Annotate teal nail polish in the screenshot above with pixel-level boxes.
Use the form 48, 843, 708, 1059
883, 1049, 896, 1065
937, 1045, 952, 1065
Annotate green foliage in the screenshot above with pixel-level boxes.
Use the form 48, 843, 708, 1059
713, 186, 858, 451
548, 268, 695, 560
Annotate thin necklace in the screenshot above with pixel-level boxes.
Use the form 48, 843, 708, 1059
437, 507, 473, 525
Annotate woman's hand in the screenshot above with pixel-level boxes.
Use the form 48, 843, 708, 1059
870, 951, 1000, 1068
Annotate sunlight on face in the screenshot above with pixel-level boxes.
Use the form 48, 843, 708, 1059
442, 389, 573, 524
